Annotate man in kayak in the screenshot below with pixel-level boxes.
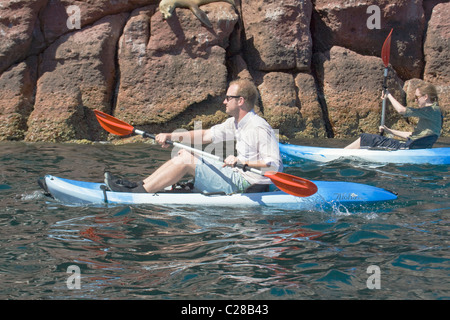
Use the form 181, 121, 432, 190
345, 83, 443, 150
105, 79, 283, 194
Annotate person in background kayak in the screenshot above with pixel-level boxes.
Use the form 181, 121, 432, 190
345, 83, 443, 150
105, 79, 283, 194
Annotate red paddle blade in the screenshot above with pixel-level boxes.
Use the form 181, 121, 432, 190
381, 28, 393, 67
264, 171, 318, 197
94, 109, 134, 136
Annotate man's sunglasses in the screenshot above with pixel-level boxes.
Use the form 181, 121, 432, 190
225, 95, 241, 102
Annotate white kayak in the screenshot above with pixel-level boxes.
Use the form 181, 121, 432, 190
39, 175, 397, 210
279, 143, 450, 165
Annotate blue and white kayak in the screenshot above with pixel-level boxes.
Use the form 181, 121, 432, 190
39, 175, 397, 210
279, 143, 450, 165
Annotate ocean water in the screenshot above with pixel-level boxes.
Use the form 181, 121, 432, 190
0, 140, 448, 303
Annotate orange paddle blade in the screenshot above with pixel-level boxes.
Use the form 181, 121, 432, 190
94, 109, 134, 136
264, 171, 318, 197
381, 28, 393, 67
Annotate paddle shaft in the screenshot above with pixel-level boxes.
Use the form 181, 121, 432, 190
380, 29, 393, 137
134, 129, 264, 175
380, 67, 388, 136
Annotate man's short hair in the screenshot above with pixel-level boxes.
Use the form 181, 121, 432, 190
230, 79, 259, 111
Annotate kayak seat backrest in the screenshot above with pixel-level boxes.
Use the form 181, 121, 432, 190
408, 134, 439, 149
244, 184, 270, 193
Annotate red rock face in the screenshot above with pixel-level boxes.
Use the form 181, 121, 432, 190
314, 46, 408, 138
423, 2, 450, 136
312, 0, 426, 80
241, 0, 313, 72
25, 14, 128, 142
0, 0, 47, 75
0, 0, 448, 141
0, 57, 37, 140
424, 3, 449, 84
114, 5, 237, 131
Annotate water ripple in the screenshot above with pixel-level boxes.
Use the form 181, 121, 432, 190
0, 141, 449, 300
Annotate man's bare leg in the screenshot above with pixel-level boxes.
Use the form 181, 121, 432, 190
344, 137, 361, 149
142, 149, 197, 193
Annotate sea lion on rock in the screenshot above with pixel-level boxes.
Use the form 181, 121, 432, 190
159, 0, 236, 28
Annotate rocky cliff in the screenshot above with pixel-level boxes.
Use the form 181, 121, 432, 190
0, 0, 448, 142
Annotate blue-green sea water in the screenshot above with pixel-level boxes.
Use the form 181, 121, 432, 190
0, 139, 448, 303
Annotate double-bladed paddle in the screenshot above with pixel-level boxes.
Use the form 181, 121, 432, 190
94, 109, 318, 197
380, 28, 393, 136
